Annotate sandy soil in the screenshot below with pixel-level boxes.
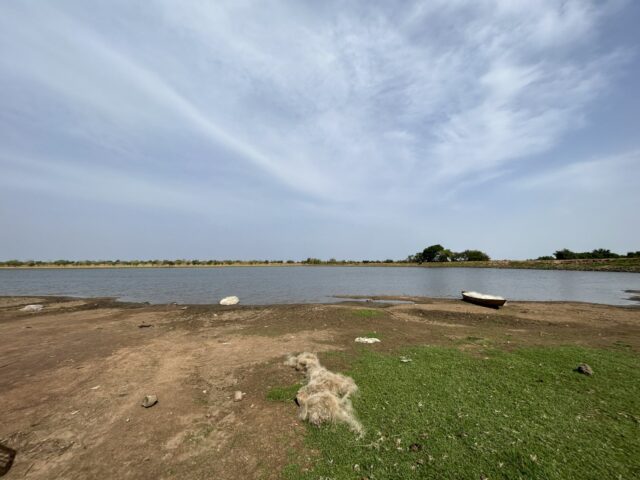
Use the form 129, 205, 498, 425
1, 296, 639, 479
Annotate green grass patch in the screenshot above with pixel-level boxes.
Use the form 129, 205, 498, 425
286, 346, 640, 479
352, 309, 382, 318
267, 383, 301, 402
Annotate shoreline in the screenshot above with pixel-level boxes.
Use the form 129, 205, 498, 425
1, 257, 640, 273
2, 293, 639, 309
2, 284, 640, 308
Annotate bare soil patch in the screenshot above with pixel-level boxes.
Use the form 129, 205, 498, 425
1, 296, 638, 479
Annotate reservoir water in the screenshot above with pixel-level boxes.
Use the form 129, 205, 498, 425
0, 266, 638, 306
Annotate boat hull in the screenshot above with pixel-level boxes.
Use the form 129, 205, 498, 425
461, 292, 507, 308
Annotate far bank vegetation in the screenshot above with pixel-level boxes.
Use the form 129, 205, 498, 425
406, 244, 490, 263
1, 246, 638, 272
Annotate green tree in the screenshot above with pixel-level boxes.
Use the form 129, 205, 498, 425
464, 250, 490, 261
453, 250, 490, 261
554, 249, 576, 260
435, 248, 453, 262
421, 244, 444, 263
591, 249, 618, 259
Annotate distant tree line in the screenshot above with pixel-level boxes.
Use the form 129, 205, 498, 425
537, 249, 640, 260
0, 258, 403, 267
0, 259, 296, 267
406, 244, 490, 263
3, 249, 637, 267
302, 258, 399, 264
1, 250, 495, 267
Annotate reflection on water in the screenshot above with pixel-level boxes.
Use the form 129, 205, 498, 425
0, 266, 638, 306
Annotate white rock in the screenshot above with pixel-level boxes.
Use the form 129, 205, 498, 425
20, 304, 43, 312
233, 390, 244, 401
219, 296, 239, 306
355, 337, 381, 344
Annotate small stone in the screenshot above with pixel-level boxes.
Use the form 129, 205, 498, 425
138, 323, 152, 328
141, 394, 158, 408
233, 391, 244, 402
575, 363, 594, 376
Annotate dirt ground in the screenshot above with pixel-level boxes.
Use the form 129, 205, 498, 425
1, 296, 639, 479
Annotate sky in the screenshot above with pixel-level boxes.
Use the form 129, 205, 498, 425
1, 0, 639, 261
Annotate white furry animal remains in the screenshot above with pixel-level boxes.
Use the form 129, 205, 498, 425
285, 352, 363, 435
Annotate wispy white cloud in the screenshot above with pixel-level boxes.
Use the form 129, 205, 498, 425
0, 0, 637, 259
0, 153, 210, 213
512, 150, 640, 191
0, 3, 336, 198
0, 1, 629, 200
153, 1, 630, 197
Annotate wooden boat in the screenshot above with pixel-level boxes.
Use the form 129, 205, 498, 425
461, 291, 507, 308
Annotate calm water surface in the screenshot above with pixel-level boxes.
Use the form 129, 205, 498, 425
1, 267, 639, 306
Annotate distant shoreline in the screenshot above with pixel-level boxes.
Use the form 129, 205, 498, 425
1, 258, 639, 273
